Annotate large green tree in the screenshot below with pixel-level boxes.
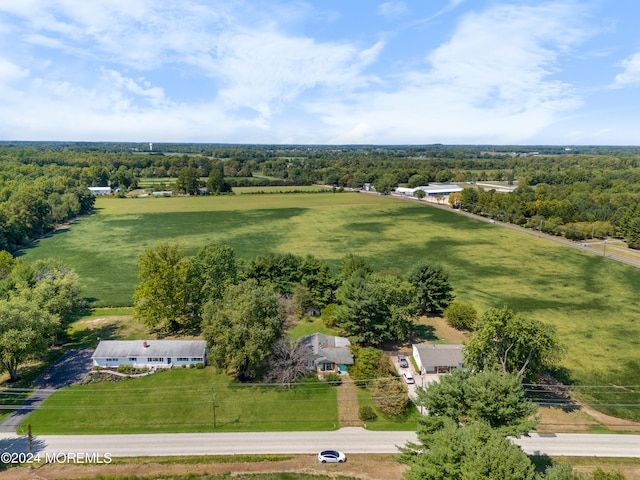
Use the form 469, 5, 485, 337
399, 417, 535, 480
202, 279, 283, 380
334, 273, 416, 346
0, 298, 59, 381
133, 243, 192, 332
187, 244, 238, 311
464, 307, 564, 378
14, 259, 83, 321
176, 167, 200, 195
408, 262, 454, 314
415, 368, 538, 436
206, 164, 232, 194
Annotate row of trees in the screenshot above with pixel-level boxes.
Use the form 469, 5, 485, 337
0, 253, 83, 381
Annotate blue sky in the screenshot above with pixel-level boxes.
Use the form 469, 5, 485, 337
1, 0, 639, 145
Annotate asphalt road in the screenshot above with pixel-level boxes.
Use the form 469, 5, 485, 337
1, 429, 638, 458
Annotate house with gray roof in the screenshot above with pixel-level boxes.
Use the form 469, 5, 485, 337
299, 333, 354, 374
92, 340, 207, 369
412, 343, 464, 374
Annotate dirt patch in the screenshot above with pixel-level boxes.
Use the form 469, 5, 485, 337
420, 315, 469, 344
337, 377, 362, 427
0, 454, 406, 480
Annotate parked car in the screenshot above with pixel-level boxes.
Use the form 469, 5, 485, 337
397, 354, 409, 368
402, 372, 415, 384
318, 450, 347, 463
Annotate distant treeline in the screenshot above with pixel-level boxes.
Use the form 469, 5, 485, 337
2, 142, 640, 249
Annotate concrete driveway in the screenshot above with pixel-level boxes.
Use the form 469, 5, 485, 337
390, 353, 441, 413
0, 349, 93, 433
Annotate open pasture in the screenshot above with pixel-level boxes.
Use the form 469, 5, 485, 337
21, 192, 640, 420
22, 369, 338, 434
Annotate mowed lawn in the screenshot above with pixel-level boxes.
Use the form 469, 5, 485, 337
22, 192, 640, 420
22, 369, 338, 434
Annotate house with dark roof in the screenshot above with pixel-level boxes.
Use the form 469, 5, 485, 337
298, 333, 354, 374
412, 343, 464, 374
92, 340, 207, 369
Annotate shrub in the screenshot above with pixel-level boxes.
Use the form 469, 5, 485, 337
195, 362, 205, 369
443, 302, 478, 330
359, 405, 377, 422
323, 372, 342, 385
349, 346, 395, 387
370, 378, 409, 417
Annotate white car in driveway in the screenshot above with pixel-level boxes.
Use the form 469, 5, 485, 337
318, 450, 347, 463
402, 372, 415, 384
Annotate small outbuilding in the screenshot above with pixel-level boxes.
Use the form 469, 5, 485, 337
412, 343, 464, 374
299, 333, 354, 374
92, 340, 207, 369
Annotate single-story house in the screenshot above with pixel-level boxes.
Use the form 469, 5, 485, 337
88, 186, 112, 195
299, 333, 354, 374
92, 340, 207, 369
412, 343, 464, 374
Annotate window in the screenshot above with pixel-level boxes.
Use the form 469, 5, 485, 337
106, 358, 118, 362
147, 357, 164, 362
190, 357, 202, 362
176, 357, 189, 362
129, 357, 137, 361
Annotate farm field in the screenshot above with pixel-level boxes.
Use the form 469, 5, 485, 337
21, 191, 640, 421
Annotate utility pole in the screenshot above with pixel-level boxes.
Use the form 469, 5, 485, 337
211, 390, 217, 429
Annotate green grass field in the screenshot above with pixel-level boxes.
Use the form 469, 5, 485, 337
20, 192, 640, 420
22, 369, 338, 434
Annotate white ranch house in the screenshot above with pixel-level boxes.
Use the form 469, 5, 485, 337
92, 340, 207, 369
412, 343, 464, 374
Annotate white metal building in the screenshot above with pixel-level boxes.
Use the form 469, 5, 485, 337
92, 340, 207, 369
395, 184, 463, 196
88, 186, 112, 195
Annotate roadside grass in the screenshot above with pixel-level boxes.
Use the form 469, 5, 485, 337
21, 369, 339, 434
20, 193, 640, 421
110, 454, 295, 465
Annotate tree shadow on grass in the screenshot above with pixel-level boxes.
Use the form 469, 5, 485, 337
411, 324, 438, 343
62, 323, 119, 350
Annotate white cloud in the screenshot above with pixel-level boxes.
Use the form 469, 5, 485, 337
210, 30, 381, 119
613, 52, 640, 88
378, 2, 408, 19
0, 0, 601, 143
306, 2, 588, 144
0, 59, 29, 83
